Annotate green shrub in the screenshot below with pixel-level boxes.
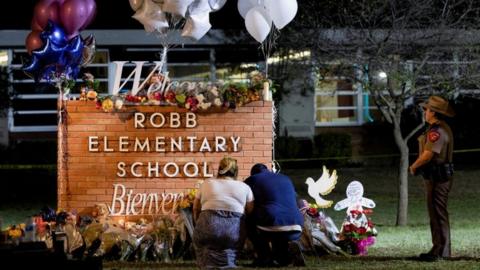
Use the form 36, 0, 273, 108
275, 137, 315, 160
313, 133, 352, 159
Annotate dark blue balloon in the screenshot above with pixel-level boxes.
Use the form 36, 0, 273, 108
40, 21, 68, 47
23, 21, 84, 81
65, 36, 84, 67
22, 22, 85, 82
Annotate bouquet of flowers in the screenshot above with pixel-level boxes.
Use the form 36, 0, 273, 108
299, 200, 343, 255
338, 209, 377, 255
178, 189, 197, 210
6, 224, 25, 245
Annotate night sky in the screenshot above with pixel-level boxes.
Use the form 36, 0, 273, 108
0, 0, 245, 30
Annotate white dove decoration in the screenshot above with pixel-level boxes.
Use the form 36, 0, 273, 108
305, 166, 338, 208
334, 180, 376, 213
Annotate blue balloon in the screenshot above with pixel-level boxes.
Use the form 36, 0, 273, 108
65, 36, 84, 67
22, 22, 85, 82
40, 21, 68, 47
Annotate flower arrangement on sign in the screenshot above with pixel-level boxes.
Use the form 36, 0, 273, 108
79, 71, 269, 113
334, 181, 378, 255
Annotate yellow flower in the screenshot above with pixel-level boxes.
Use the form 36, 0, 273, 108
8, 227, 23, 238
179, 200, 191, 209
102, 98, 114, 113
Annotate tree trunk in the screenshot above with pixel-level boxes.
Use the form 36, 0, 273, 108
392, 122, 409, 226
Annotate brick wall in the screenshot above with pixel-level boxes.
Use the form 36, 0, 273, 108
58, 100, 272, 214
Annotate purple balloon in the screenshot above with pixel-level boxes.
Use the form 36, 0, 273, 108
80, 0, 96, 30
33, 0, 60, 29
59, 0, 88, 35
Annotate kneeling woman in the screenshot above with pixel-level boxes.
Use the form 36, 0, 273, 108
193, 157, 254, 269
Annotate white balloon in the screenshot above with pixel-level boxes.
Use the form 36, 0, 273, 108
208, 0, 227, 11
264, 0, 297, 29
237, 0, 260, 19
162, 0, 195, 17
132, 0, 169, 33
188, 0, 212, 15
182, 12, 212, 40
245, 6, 272, 43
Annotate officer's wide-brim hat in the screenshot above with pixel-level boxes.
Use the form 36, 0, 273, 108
420, 95, 455, 117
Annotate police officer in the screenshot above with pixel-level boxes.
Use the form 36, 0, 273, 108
409, 95, 455, 261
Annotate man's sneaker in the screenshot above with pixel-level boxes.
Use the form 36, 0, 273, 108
288, 241, 306, 267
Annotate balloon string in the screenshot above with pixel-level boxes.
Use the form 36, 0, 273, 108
261, 25, 280, 78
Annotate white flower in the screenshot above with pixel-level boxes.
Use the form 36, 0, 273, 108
200, 102, 211, 110
196, 94, 205, 103
214, 98, 222, 107
114, 99, 124, 110
209, 87, 218, 96
185, 103, 191, 110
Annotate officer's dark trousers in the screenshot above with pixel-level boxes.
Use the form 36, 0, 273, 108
423, 178, 452, 257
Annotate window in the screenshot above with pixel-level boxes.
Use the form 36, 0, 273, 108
314, 65, 377, 126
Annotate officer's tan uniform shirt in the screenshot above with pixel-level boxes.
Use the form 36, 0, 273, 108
418, 120, 453, 164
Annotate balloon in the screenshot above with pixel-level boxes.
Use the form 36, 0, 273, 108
31, 18, 43, 31
237, 0, 257, 19
64, 35, 84, 78
264, 0, 297, 29
25, 31, 43, 54
245, 7, 272, 43
208, 0, 226, 11
60, 0, 89, 35
81, 34, 96, 66
182, 12, 211, 40
129, 0, 144, 11
133, 0, 169, 33
33, 0, 61, 29
23, 22, 84, 81
188, 0, 211, 15
40, 21, 67, 47
161, 0, 195, 17
81, 0, 97, 30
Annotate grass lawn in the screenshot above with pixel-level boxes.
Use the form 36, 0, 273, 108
2, 165, 479, 269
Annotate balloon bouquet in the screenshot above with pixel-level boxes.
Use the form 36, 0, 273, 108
22, 0, 97, 201
239, 0, 298, 76
23, 0, 96, 86
130, 0, 227, 64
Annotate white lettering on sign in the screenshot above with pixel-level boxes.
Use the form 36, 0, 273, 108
115, 161, 212, 178
108, 184, 185, 216
133, 112, 197, 129
111, 61, 164, 96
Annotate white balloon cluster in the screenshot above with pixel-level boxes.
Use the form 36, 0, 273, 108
130, 0, 227, 40
239, 0, 298, 42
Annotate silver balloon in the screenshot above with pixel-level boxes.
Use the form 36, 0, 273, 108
182, 11, 211, 40
129, 0, 145, 11
133, 0, 169, 32
188, 0, 212, 15
81, 34, 96, 67
162, 0, 195, 17
208, 0, 226, 11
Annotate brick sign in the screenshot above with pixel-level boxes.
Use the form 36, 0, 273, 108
58, 101, 272, 216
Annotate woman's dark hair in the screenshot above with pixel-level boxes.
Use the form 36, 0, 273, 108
250, 163, 268, 176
